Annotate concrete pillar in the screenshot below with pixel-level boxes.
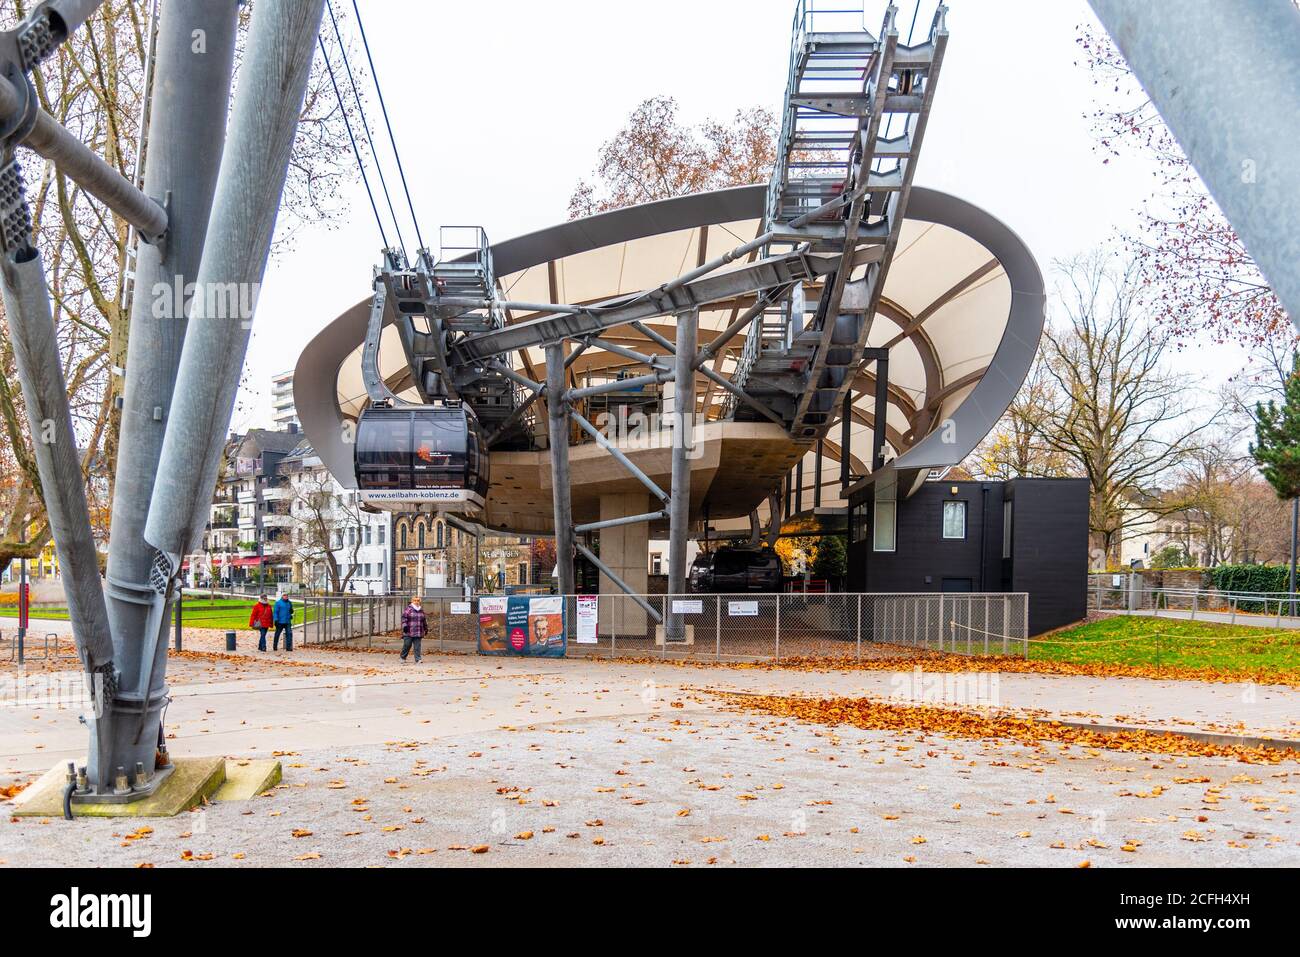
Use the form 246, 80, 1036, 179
599, 493, 651, 635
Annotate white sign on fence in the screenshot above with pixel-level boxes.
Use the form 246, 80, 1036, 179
450, 602, 471, 615
478, 597, 507, 615
728, 601, 759, 617
672, 600, 703, 615
576, 595, 598, 645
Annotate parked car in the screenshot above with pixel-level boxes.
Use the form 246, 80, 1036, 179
689, 546, 785, 593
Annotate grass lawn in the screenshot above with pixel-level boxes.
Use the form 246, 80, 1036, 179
1031, 614, 1300, 675
0, 596, 320, 630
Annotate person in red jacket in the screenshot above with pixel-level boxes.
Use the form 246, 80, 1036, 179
249, 594, 273, 651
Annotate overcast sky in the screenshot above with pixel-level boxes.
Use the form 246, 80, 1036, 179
236, 0, 1236, 430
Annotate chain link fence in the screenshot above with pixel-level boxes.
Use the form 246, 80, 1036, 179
299, 592, 1029, 660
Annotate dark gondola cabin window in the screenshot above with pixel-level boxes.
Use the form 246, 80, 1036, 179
357, 413, 412, 489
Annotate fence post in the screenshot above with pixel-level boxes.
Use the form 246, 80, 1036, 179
856, 593, 862, 661
715, 596, 721, 661
938, 593, 945, 653
660, 595, 667, 659
774, 596, 781, 663
1230, 596, 1237, 625
1002, 596, 1010, 656
1191, 591, 1198, 620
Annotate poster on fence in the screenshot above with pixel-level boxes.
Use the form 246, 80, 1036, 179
477, 597, 508, 654
479, 595, 566, 658
576, 595, 598, 644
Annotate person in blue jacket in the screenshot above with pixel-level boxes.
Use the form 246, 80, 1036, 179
272, 594, 295, 652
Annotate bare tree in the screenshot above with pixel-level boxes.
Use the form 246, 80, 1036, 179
289, 469, 361, 594
966, 359, 1071, 481
1037, 251, 1219, 563
569, 96, 777, 218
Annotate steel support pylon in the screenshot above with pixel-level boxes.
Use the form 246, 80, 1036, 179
665, 308, 698, 641
98, 0, 240, 799
545, 342, 576, 598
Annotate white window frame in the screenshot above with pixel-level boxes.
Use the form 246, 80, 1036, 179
942, 500, 967, 540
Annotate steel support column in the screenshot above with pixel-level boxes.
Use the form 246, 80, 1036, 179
146, 0, 326, 559
545, 342, 575, 597
101, 0, 239, 798
865, 348, 890, 470
0, 251, 114, 673
666, 309, 697, 641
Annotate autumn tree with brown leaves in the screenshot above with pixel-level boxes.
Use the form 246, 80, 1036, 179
568, 96, 777, 219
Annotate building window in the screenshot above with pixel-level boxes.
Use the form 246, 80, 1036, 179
418, 523, 426, 549
942, 501, 967, 540
363, 563, 371, 578
518, 562, 528, 584
873, 502, 896, 552
1002, 502, 1013, 559
873, 485, 896, 553
378, 561, 384, 580
436, 522, 444, 548
378, 525, 385, 545
651, 553, 663, 575
852, 502, 870, 543
364, 525, 372, 546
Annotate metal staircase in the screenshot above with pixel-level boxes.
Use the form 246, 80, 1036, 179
730, 1, 948, 443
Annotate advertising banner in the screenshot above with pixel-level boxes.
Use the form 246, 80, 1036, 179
479, 595, 566, 658
576, 595, 598, 644
477, 597, 508, 654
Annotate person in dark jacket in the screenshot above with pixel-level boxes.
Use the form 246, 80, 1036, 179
249, 594, 273, 651
400, 596, 427, 663
272, 594, 295, 651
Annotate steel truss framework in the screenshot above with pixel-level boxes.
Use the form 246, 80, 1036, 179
352, 3, 951, 638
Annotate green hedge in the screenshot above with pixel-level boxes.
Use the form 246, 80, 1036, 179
1211, 565, 1295, 611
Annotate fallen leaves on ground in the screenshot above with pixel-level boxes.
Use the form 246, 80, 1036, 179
711, 691, 1300, 764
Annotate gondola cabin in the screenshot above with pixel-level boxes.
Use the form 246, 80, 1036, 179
354, 402, 489, 512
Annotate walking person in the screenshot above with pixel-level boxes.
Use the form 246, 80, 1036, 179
249, 593, 273, 652
272, 593, 295, 651
400, 595, 428, 664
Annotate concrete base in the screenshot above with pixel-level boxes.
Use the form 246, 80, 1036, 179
11, 756, 280, 818
214, 758, 283, 801
655, 624, 695, 646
